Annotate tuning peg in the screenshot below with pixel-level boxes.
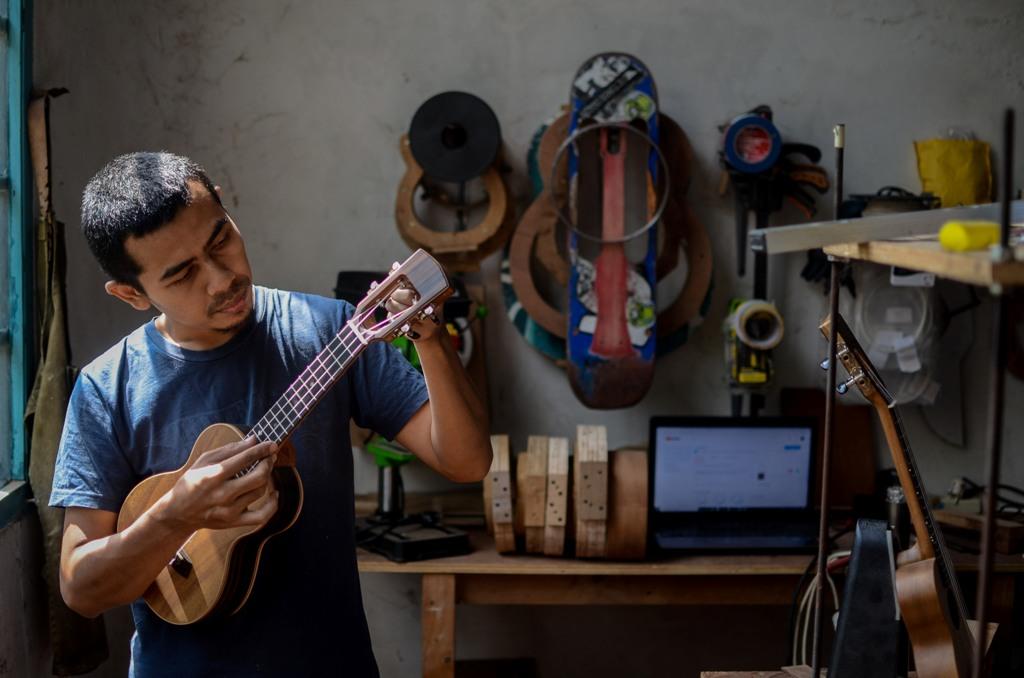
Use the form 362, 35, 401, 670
400, 323, 411, 335
391, 261, 400, 271
819, 347, 850, 370
369, 281, 379, 291
837, 374, 860, 395
424, 305, 433, 316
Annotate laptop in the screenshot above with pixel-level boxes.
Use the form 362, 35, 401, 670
649, 416, 819, 553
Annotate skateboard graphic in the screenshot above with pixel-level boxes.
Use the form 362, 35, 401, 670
565, 53, 661, 408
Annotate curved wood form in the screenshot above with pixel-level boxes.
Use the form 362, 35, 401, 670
509, 114, 572, 337
509, 112, 712, 343
116, 423, 303, 625
543, 437, 570, 557
573, 425, 608, 559
653, 111, 711, 339
657, 199, 713, 338
509, 193, 567, 337
483, 435, 515, 554
605, 449, 648, 560
395, 135, 514, 272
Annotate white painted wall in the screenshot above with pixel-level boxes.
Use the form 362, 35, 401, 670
8, 1, 1020, 675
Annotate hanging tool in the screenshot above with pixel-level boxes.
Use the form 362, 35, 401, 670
354, 436, 471, 562
720, 105, 829, 292
719, 106, 827, 416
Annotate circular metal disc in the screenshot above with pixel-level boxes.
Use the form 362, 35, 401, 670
409, 91, 501, 183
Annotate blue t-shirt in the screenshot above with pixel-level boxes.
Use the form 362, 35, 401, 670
51, 286, 428, 677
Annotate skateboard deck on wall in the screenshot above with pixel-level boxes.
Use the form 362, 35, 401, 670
504, 112, 713, 365
566, 53, 659, 409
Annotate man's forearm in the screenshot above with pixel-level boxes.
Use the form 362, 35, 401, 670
414, 331, 491, 481
62, 500, 193, 617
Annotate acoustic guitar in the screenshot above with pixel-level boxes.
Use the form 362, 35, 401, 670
116, 249, 451, 625
820, 313, 991, 677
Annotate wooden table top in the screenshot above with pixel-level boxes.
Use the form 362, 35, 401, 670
356, 530, 1024, 576
823, 238, 1024, 287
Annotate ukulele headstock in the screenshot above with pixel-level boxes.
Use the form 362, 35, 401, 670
349, 249, 453, 343
819, 313, 895, 408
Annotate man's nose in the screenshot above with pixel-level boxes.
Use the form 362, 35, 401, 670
205, 259, 234, 296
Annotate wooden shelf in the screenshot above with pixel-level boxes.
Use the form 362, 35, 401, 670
357, 529, 1024, 576
823, 238, 1024, 287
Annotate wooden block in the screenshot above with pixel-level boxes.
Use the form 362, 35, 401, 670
605, 448, 648, 560
523, 436, 549, 554
544, 437, 569, 556
934, 508, 1024, 555
514, 451, 526, 537
484, 435, 515, 553
575, 425, 608, 558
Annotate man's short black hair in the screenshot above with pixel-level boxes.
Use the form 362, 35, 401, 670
81, 151, 222, 286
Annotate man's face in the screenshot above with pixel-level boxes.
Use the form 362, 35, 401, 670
119, 181, 254, 347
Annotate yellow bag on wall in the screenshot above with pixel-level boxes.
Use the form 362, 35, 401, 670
914, 138, 992, 207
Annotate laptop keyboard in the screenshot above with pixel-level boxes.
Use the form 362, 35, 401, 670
657, 520, 817, 550
662, 520, 810, 537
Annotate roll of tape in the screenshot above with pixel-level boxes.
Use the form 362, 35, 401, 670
722, 114, 782, 174
731, 299, 785, 350
409, 91, 502, 183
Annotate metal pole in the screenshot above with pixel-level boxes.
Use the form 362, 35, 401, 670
811, 123, 844, 676
972, 107, 1014, 678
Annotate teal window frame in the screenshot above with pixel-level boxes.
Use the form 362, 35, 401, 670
0, 0, 35, 528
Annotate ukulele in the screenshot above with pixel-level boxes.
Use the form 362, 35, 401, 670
117, 249, 452, 625
820, 313, 992, 677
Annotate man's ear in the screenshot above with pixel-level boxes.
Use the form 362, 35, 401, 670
105, 280, 152, 311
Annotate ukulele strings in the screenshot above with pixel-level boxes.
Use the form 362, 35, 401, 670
238, 301, 415, 475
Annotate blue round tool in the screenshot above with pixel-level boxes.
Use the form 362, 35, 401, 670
723, 114, 782, 174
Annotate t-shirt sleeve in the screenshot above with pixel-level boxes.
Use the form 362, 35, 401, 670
348, 337, 429, 442
50, 372, 134, 512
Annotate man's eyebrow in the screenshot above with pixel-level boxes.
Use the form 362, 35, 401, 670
159, 218, 229, 282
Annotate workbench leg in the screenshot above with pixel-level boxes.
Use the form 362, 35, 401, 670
422, 573, 456, 678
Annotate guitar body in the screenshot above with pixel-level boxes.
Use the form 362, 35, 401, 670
895, 558, 975, 678
116, 423, 304, 625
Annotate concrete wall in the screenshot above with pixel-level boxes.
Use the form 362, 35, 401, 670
5, 1, 1020, 676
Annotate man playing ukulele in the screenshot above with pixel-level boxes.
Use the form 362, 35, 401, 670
51, 152, 491, 677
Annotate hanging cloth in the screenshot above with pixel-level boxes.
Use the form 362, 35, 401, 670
24, 90, 109, 676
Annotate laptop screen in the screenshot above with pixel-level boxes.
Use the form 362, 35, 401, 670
651, 417, 815, 514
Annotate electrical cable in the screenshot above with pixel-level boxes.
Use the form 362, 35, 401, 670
792, 549, 850, 666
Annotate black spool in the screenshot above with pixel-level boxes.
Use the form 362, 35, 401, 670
408, 91, 501, 183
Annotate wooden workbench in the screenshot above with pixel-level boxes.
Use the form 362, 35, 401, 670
823, 237, 1024, 287
357, 530, 1024, 678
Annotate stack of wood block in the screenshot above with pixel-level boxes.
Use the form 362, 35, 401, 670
483, 426, 647, 560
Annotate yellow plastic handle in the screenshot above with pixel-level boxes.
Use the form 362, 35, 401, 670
938, 220, 1000, 252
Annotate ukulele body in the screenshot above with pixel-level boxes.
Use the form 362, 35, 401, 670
895, 557, 977, 678
116, 422, 303, 625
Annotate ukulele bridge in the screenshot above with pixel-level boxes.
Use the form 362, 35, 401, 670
169, 547, 193, 578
